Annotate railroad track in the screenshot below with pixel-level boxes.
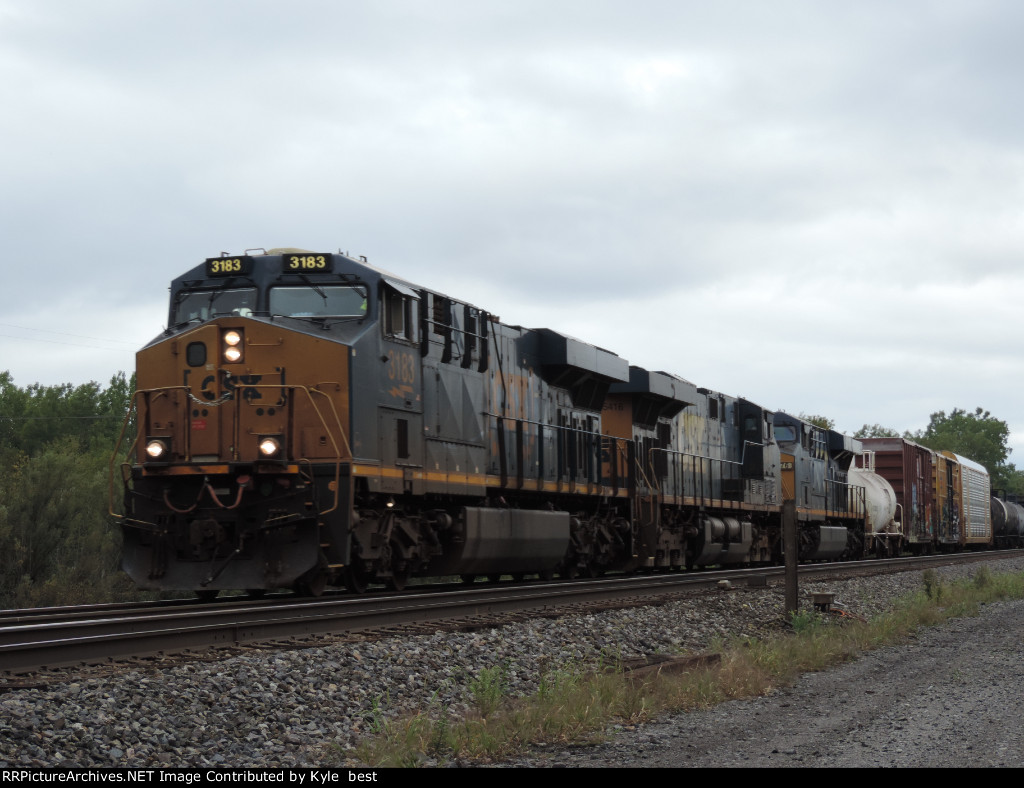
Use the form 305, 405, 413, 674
2, 551, 1019, 680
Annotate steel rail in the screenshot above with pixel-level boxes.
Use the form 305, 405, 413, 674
3, 550, 1021, 676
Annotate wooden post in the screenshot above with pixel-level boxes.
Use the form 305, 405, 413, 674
784, 499, 798, 617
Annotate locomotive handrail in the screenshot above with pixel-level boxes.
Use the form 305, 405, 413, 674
483, 411, 629, 494
108, 386, 181, 519
824, 477, 866, 521
739, 438, 764, 466
647, 446, 744, 509
632, 449, 658, 493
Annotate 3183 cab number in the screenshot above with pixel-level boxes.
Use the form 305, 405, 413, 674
285, 254, 333, 272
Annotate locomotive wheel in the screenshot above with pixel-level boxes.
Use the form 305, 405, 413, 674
296, 570, 327, 597
344, 565, 370, 594
295, 551, 330, 597
387, 541, 410, 591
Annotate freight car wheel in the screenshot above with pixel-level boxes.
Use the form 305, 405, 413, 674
195, 589, 219, 602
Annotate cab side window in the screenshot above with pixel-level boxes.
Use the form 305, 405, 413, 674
383, 285, 418, 343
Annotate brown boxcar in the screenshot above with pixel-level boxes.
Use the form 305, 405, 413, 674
860, 438, 935, 554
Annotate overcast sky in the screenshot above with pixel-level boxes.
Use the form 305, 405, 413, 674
2, 1, 1023, 460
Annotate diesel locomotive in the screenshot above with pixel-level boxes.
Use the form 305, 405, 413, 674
110, 249, 990, 597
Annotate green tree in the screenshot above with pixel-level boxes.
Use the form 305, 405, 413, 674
0, 439, 134, 606
799, 413, 835, 430
0, 371, 138, 607
910, 407, 1020, 493
854, 423, 901, 438
0, 372, 134, 457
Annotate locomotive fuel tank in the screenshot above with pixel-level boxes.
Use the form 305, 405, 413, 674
690, 516, 753, 567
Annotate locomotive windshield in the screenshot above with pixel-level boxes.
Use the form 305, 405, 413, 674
174, 288, 257, 325
774, 424, 797, 443
269, 284, 368, 318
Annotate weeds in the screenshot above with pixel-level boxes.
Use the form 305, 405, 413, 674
788, 608, 824, 634
922, 568, 943, 601
469, 664, 508, 718
344, 566, 1024, 767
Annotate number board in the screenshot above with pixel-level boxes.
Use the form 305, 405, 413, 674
282, 253, 333, 273
205, 256, 254, 277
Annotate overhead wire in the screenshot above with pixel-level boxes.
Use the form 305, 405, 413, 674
0, 322, 139, 352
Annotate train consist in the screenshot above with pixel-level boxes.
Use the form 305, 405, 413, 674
111, 249, 1007, 596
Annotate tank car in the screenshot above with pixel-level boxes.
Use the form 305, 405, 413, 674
849, 451, 902, 556
111, 248, 873, 597
991, 495, 1024, 548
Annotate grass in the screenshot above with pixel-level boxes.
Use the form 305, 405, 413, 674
338, 566, 1024, 767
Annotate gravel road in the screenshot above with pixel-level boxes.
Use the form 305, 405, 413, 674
506, 593, 1024, 768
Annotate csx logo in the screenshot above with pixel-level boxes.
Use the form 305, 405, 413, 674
194, 372, 263, 401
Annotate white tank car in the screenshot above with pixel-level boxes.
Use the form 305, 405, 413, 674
850, 452, 902, 555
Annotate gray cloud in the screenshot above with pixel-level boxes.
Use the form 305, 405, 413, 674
2, 0, 1024, 455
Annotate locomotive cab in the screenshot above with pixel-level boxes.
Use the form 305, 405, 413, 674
117, 250, 407, 594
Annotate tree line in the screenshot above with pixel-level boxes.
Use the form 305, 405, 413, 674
0, 371, 138, 608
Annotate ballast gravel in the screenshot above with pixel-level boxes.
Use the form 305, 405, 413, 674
2, 557, 1024, 769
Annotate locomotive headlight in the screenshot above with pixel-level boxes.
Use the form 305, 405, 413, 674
145, 438, 169, 460
222, 329, 244, 363
258, 436, 282, 458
